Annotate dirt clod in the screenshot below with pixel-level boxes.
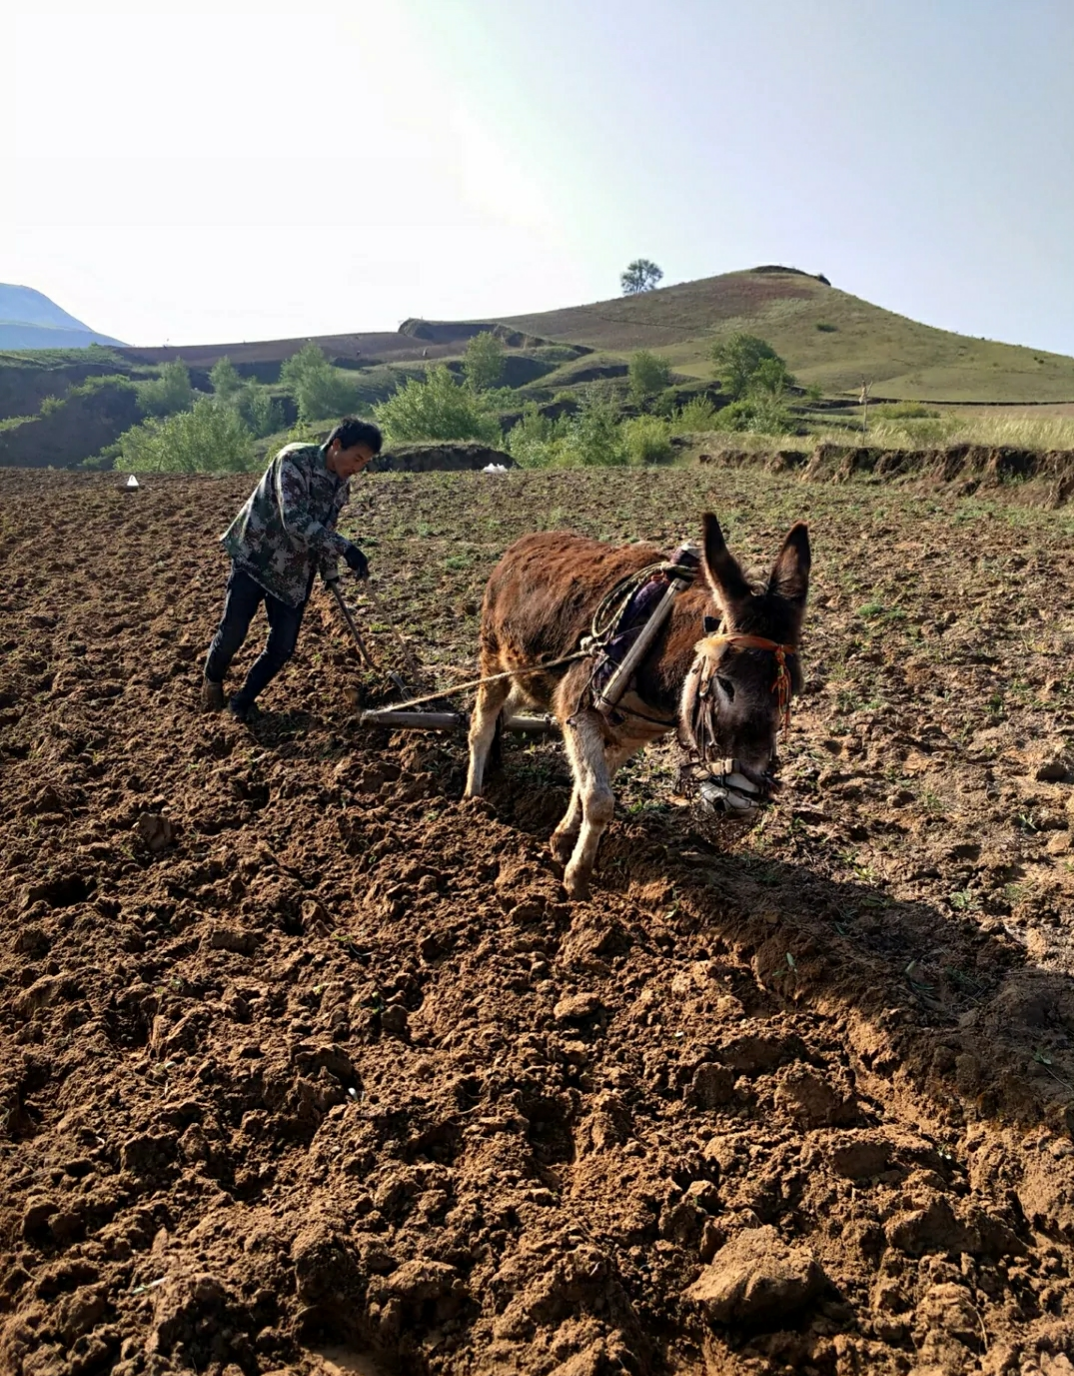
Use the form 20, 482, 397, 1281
685, 1225, 826, 1327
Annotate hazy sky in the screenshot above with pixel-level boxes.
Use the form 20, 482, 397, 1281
5, 0, 1073, 353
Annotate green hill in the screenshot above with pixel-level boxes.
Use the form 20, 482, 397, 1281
494, 267, 1074, 404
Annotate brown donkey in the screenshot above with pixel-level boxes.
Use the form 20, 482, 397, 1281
465, 513, 811, 898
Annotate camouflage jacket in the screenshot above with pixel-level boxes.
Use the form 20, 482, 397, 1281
221, 442, 350, 608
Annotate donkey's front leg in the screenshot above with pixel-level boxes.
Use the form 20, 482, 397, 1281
465, 675, 511, 798
559, 711, 621, 900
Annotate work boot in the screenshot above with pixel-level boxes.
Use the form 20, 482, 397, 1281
201, 677, 225, 712
228, 696, 259, 725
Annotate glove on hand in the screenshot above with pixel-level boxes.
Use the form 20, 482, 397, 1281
343, 542, 369, 580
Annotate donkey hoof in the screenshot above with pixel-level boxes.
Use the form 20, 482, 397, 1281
562, 865, 592, 902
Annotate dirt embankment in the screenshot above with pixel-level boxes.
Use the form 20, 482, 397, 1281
372, 443, 514, 474
0, 362, 135, 426
697, 443, 1074, 507
1, 467, 1073, 1376
0, 382, 140, 470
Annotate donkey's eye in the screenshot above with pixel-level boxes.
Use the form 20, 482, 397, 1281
717, 676, 735, 700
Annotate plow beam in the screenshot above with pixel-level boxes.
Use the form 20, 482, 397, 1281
358, 709, 559, 736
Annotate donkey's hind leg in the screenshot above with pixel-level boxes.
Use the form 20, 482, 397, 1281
551, 785, 583, 865
465, 673, 512, 798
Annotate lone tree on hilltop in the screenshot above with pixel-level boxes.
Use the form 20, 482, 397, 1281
621, 259, 663, 295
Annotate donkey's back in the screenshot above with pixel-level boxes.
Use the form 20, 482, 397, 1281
478, 530, 665, 690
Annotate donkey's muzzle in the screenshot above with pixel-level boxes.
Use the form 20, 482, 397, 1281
698, 759, 780, 815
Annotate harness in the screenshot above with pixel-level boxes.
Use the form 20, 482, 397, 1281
687, 632, 798, 752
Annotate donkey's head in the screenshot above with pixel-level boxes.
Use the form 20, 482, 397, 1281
680, 513, 811, 805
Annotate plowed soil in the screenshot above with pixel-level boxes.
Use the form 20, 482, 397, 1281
2, 465, 1074, 1376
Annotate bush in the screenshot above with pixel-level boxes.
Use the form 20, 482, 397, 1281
628, 350, 671, 405
280, 342, 362, 422
815, 321, 838, 333
528, 344, 583, 365
210, 356, 244, 400
373, 365, 501, 444
711, 334, 785, 400
553, 391, 628, 467
39, 394, 63, 416
673, 396, 719, 431
70, 374, 138, 399
137, 360, 194, 417
751, 355, 794, 398
623, 415, 673, 465
233, 383, 283, 438
507, 393, 631, 468
117, 397, 255, 472
707, 395, 795, 436
507, 402, 563, 468
462, 332, 505, 392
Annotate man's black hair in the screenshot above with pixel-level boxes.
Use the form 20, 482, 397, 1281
327, 417, 383, 455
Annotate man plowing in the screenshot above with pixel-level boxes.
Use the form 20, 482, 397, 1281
201, 416, 383, 722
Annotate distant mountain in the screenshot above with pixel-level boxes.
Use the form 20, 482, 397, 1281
0, 285, 124, 351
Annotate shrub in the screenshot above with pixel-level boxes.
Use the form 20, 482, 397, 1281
373, 365, 501, 444
751, 356, 794, 398
529, 344, 582, 365
623, 415, 673, 465
705, 397, 794, 435
280, 342, 362, 422
210, 356, 244, 400
462, 332, 505, 392
746, 391, 795, 434
711, 334, 785, 400
628, 350, 671, 405
233, 383, 283, 438
39, 394, 63, 416
118, 397, 255, 472
553, 392, 628, 467
507, 402, 563, 468
70, 374, 138, 399
673, 396, 719, 431
815, 321, 838, 332
137, 360, 194, 417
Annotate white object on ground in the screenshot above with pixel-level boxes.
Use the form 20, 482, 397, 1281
481, 463, 508, 473
126, 475, 140, 489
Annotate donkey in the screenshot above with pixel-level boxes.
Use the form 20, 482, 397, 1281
465, 513, 811, 899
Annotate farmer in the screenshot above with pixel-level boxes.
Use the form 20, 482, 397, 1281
201, 416, 383, 721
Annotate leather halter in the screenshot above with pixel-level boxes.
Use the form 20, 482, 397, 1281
690, 633, 799, 751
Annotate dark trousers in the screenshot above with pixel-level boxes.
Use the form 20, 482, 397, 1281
204, 564, 313, 710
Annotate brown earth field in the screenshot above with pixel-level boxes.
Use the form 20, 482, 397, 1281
2, 464, 1074, 1376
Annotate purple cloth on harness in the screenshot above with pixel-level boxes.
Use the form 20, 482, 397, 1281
590, 544, 700, 698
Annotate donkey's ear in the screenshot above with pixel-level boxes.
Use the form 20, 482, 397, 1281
701, 512, 751, 613
768, 522, 811, 606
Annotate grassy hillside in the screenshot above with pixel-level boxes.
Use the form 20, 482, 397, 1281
497, 267, 1074, 403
